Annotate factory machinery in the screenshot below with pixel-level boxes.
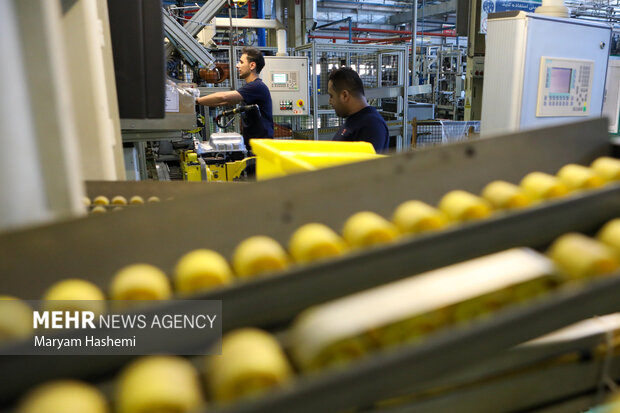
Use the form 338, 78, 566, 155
124, 2, 468, 169
1, 119, 620, 412
414, 45, 467, 121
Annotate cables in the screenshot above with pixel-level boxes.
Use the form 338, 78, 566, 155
215, 104, 259, 129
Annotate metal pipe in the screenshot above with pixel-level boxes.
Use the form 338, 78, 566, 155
317, 2, 412, 13
412, 0, 417, 87
315, 16, 352, 30
337, 26, 456, 35
421, 0, 425, 49
309, 34, 409, 41
257, 0, 266, 46
312, 42, 318, 141
308, 32, 457, 42
338, 26, 447, 35
214, 17, 282, 29
348, 18, 352, 43
318, 0, 410, 8
357, 36, 414, 44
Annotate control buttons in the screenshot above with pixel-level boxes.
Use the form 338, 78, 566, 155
278, 100, 306, 112
279, 100, 294, 111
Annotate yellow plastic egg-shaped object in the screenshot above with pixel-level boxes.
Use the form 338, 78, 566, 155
342, 211, 399, 248
288, 223, 348, 263
548, 233, 619, 279
42, 279, 106, 316
557, 164, 605, 190
481, 181, 532, 210
591, 156, 620, 181
174, 249, 233, 293
117, 356, 204, 413
111, 196, 128, 206
232, 236, 289, 278
129, 196, 145, 205
0, 296, 33, 342
18, 380, 109, 413
520, 172, 571, 200
93, 196, 110, 206
91, 206, 107, 214
597, 219, 620, 255
392, 200, 448, 234
438, 190, 492, 222
206, 328, 293, 403
109, 264, 172, 304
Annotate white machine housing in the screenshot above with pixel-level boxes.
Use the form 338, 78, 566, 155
602, 57, 620, 134
481, 12, 611, 136
262, 56, 310, 116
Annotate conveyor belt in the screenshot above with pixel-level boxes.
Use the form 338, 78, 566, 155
85, 179, 234, 200
0, 119, 616, 408
0, 119, 610, 298
209, 273, 620, 413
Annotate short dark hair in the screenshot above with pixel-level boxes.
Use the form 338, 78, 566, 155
241, 47, 265, 73
328, 67, 365, 97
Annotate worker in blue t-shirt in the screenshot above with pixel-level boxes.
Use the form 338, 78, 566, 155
328, 67, 389, 153
197, 47, 274, 151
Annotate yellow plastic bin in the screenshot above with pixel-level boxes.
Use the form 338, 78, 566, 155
251, 139, 384, 180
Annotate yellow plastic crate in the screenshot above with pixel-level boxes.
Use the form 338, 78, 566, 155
251, 139, 384, 180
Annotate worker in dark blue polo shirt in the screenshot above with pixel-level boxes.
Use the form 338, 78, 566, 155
328, 67, 389, 153
197, 47, 273, 152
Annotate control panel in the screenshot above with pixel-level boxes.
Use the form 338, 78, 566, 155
268, 71, 299, 90
536, 57, 595, 117
471, 56, 485, 78
262, 56, 309, 116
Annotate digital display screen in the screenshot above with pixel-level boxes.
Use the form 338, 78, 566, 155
549, 67, 572, 94
272, 73, 288, 84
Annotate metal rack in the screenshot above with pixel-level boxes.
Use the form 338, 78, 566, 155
0, 119, 618, 409
294, 43, 410, 149
415, 45, 467, 120
411, 119, 480, 147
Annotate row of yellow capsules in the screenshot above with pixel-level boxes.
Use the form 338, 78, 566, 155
72, 155, 620, 303
216, 156, 620, 285
94, 156, 620, 300
340, 156, 620, 255
6, 156, 620, 343
85, 195, 163, 214
288, 217, 620, 373
218, 155, 620, 283
17, 328, 294, 413
15, 219, 620, 413
426, 156, 620, 226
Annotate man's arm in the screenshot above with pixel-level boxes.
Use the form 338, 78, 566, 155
196, 90, 243, 107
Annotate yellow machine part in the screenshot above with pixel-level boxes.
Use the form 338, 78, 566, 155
180, 150, 252, 182
180, 150, 203, 182
184, 163, 203, 182
208, 158, 253, 182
